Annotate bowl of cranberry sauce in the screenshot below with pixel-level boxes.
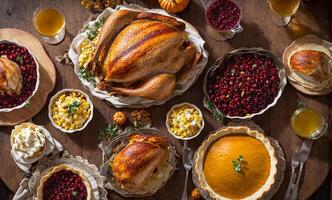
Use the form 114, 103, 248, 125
203, 48, 287, 119
206, 0, 242, 31
0, 40, 40, 112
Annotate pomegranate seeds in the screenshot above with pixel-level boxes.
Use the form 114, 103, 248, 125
207, 54, 280, 117
42, 170, 88, 200
0, 43, 37, 109
206, 0, 241, 31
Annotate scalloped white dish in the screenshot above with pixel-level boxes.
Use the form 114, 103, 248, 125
48, 89, 94, 133
203, 47, 287, 120
0, 39, 40, 112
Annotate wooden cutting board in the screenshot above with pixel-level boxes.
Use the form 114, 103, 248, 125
0, 28, 56, 126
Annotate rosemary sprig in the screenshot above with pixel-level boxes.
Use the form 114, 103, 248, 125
98, 122, 119, 142
204, 98, 225, 122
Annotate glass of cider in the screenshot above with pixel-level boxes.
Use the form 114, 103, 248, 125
33, 5, 65, 44
267, 0, 300, 26
290, 107, 328, 139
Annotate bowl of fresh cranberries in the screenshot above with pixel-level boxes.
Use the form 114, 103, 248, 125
0, 40, 40, 112
203, 48, 287, 120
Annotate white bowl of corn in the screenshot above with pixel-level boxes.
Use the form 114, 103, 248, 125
48, 89, 94, 133
166, 102, 204, 140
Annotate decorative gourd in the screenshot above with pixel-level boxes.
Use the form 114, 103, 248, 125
113, 111, 127, 125
159, 0, 190, 13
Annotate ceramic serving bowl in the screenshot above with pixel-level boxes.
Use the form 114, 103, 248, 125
166, 102, 205, 140
203, 47, 287, 120
48, 89, 94, 133
0, 39, 40, 112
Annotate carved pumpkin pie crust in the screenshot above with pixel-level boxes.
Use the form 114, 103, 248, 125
193, 126, 278, 200
37, 164, 92, 200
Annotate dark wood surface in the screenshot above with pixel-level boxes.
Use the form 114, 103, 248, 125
0, 0, 331, 199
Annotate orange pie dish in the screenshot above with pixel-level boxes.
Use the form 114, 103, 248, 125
193, 126, 278, 200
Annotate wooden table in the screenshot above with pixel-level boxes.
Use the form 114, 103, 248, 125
0, 0, 331, 199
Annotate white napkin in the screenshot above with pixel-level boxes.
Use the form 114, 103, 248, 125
11, 126, 63, 173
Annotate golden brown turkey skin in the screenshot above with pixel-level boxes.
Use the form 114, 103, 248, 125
89, 10, 201, 101
102, 19, 196, 83
112, 134, 169, 192
0, 55, 22, 95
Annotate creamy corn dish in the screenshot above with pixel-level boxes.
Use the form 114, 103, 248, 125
168, 104, 203, 138
51, 92, 91, 130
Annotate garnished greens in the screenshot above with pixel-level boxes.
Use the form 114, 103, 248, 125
79, 67, 96, 86
98, 122, 119, 142
16, 55, 24, 65
68, 100, 80, 115
71, 191, 78, 198
24, 101, 30, 108
204, 98, 225, 122
297, 100, 306, 108
232, 155, 245, 172
85, 17, 105, 41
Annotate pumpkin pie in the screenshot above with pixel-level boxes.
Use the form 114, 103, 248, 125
193, 126, 278, 200
37, 164, 92, 200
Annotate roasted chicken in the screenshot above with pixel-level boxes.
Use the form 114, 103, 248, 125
0, 55, 22, 95
87, 10, 201, 100
112, 133, 170, 193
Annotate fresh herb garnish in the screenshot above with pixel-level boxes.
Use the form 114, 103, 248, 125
79, 67, 96, 86
232, 155, 245, 172
71, 191, 78, 198
79, 67, 96, 85
68, 101, 80, 115
16, 56, 24, 65
84, 17, 105, 41
98, 122, 119, 142
297, 100, 306, 108
24, 101, 30, 108
204, 98, 225, 122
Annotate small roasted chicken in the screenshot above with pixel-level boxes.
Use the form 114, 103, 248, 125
0, 55, 22, 95
87, 10, 201, 100
112, 133, 170, 193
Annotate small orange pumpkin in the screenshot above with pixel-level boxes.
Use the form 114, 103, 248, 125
159, 0, 190, 13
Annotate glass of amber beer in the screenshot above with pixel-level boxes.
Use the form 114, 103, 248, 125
33, 5, 66, 44
268, 0, 300, 26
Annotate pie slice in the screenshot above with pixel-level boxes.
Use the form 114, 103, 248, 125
193, 126, 278, 200
37, 164, 92, 200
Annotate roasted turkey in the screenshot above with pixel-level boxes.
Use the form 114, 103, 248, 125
112, 133, 170, 193
87, 10, 202, 101
0, 55, 22, 95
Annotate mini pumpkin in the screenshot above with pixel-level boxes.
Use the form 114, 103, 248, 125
159, 0, 190, 13
113, 111, 127, 125
191, 188, 202, 200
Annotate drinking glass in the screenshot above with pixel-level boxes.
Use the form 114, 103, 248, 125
33, 5, 66, 44
203, 0, 243, 41
267, 0, 300, 26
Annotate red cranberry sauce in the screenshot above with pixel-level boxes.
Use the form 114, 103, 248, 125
206, 0, 241, 31
42, 170, 88, 200
207, 54, 280, 117
0, 43, 37, 109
